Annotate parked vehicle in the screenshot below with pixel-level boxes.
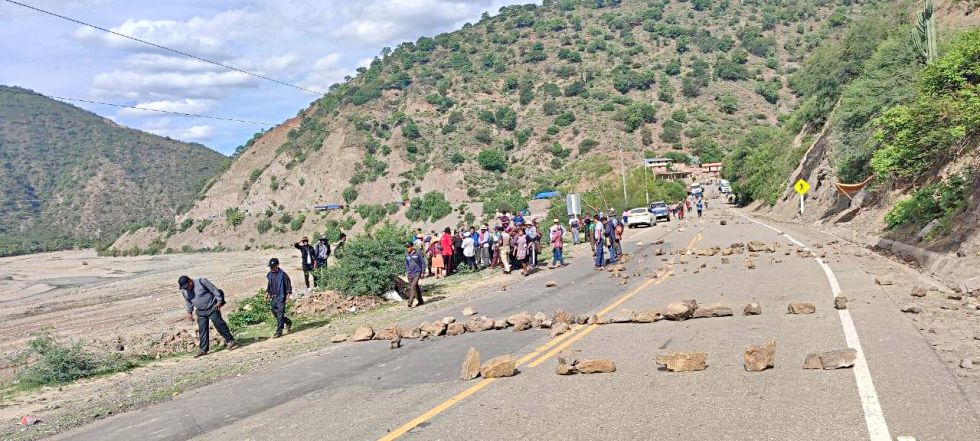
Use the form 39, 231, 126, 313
690, 183, 703, 197
649, 201, 670, 222
718, 179, 732, 194
626, 207, 655, 228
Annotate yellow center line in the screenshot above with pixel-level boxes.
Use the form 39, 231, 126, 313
378, 227, 703, 440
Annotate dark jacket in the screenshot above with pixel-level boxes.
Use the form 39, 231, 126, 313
181, 278, 224, 315
295, 243, 315, 267
406, 250, 425, 276
314, 241, 331, 260
267, 270, 292, 300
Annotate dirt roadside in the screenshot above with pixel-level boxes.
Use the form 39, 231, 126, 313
0, 246, 547, 440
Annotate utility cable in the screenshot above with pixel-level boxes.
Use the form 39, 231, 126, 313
3, 0, 325, 96
1, 88, 276, 125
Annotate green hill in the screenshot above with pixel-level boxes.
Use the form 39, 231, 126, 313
111, 0, 904, 252
0, 86, 226, 255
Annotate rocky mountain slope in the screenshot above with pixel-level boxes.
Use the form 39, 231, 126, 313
0, 86, 226, 256
113, 0, 877, 253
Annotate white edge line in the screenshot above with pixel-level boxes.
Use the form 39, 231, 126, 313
736, 211, 891, 441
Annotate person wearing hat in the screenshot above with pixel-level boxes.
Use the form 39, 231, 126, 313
478, 224, 491, 268
178, 275, 236, 357
405, 241, 426, 307
265, 258, 293, 338
294, 237, 316, 290
525, 219, 540, 267
314, 236, 331, 269
548, 219, 566, 268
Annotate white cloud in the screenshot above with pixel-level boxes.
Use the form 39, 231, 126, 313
123, 54, 219, 73
116, 98, 217, 118
143, 121, 215, 142
91, 70, 256, 100
300, 53, 354, 91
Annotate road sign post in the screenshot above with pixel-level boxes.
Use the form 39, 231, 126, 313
794, 179, 810, 216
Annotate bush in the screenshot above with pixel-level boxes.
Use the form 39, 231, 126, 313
195, 219, 212, 233
718, 93, 739, 114
495, 106, 518, 130
342, 187, 359, 204
290, 214, 306, 232
660, 120, 682, 143
256, 219, 273, 234
554, 110, 576, 126
227, 290, 278, 332
884, 174, 969, 233
579, 138, 600, 154
478, 149, 507, 172
621, 102, 657, 132
16, 332, 136, 387
405, 191, 453, 222
179, 218, 194, 232
321, 224, 410, 296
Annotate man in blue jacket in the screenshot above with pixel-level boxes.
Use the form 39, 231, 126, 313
266, 258, 293, 338
179, 275, 237, 357
405, 242, 426, 308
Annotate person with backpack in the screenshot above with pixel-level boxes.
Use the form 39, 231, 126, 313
179, 275, 237, 357
265, 258, 293, 338
568, 215, 580, 245
604, 216, 618, 264
293, 237, 316, 290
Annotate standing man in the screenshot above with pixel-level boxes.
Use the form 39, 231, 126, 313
525, 219, 539, 267
549, 219, 565, 268
568, 215, 580, 245
405, 242, 426, 308
593, 218, 606, 269
265, 258, 293, 338
500, 226, 512, 274
179, 275, 236, 357
696, 198, 704, 218
604, 215, 618, 263
314, 236, 331, 269
294, 237, 316, 290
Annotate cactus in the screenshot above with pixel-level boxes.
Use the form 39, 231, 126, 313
913, 0, 938, 62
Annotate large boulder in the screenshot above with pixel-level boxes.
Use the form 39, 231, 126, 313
743, 340, 776, 372
743, 303, 762, 315
400, 326, 422, 339
460, 347, 481, 380
421, 321, 447, 337
662, 300, 698, 321
446, 323, 466, 336
553, 309, 575, 325
464, 316, 495, 332
351, 327, 374, 342
507, 311, 531, 326
480, 355, 517, 378
549, 321, 571, 337
693, 303, 733, 319
656, 352, 707, 372
376, 325, 401, 341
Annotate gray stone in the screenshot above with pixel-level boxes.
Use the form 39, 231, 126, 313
462, 306, 478, 316
803, 348, 857, 369
549, 321, 571, 337
576, 359, 616, 374
901, 306, 922, 314
743, 303, 762, 315
656, 352, 707, 372
834, 296, 848, 310
662, 300, 698, 321
960, 358, 974, 369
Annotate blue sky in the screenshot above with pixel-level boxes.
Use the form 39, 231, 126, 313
0, 0, 522, 155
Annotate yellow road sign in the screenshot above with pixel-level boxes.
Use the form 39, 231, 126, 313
794, 179, 810, 195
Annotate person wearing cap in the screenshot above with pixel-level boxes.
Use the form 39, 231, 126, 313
294, 237, 316, 289
178, 275, 236, 357
461, 229, 476, 270
405, 242, 426, 307
568, 215, 580, 245
478, 224, 491, 268
265, 258, 293, 338
593, 217, 607, 269
548, 219, 566, 268
314, 236, 331, 269
499, 226, 512, 273
604, 215, 618, 263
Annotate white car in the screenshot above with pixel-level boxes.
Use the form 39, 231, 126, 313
626, 207, 655, 228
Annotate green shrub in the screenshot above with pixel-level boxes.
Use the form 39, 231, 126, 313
179, 218, 194, 232
494, 106, 518, 130
290, 214, 306, 232
256, 219, 272, 234
16, 332, 136, 387
554, 110, 576, 126
227, 290, 278, 332
718, 93, 738, 114
478, 149, 507, 172
321, 224, 411, 296
579, 138, 600, 154
225, 208, 244, 227
195, 219, 212, 233
883, 174, 969, 233
343, 186, 359, 204
405, 191, 453, 222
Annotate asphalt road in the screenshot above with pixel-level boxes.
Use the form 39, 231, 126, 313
53, 206, 980, 441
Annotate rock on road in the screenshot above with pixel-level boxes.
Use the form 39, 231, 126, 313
53, 207, 980, 441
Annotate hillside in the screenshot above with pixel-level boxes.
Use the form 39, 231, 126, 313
0, 86, 226, 256
112, 0, 878, 253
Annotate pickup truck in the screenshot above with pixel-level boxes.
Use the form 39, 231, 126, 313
649, 201, 670, 222
690, 183, 703, 197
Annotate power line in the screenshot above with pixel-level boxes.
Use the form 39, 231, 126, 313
3, 0, 325, 96
1, 88, 276, 126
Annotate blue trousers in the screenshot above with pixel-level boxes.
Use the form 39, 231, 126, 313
607, 243, 618, 263
594, 246, 604, 267
552, 248, 564, 266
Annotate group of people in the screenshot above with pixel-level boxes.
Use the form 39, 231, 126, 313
671, 194, 707, 220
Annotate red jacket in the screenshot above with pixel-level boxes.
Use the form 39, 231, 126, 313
440, 233, 453, 256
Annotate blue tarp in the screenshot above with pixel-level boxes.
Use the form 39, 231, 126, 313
314, 204, 343, 210
533, 191, 562, 200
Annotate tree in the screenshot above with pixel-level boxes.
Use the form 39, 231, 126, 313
402, 120, 421, 139
343, 186, 358, 203
478, 149, 507, 172
322, 224, 411, 296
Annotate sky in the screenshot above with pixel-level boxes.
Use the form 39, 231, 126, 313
0, 0, 524, 155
